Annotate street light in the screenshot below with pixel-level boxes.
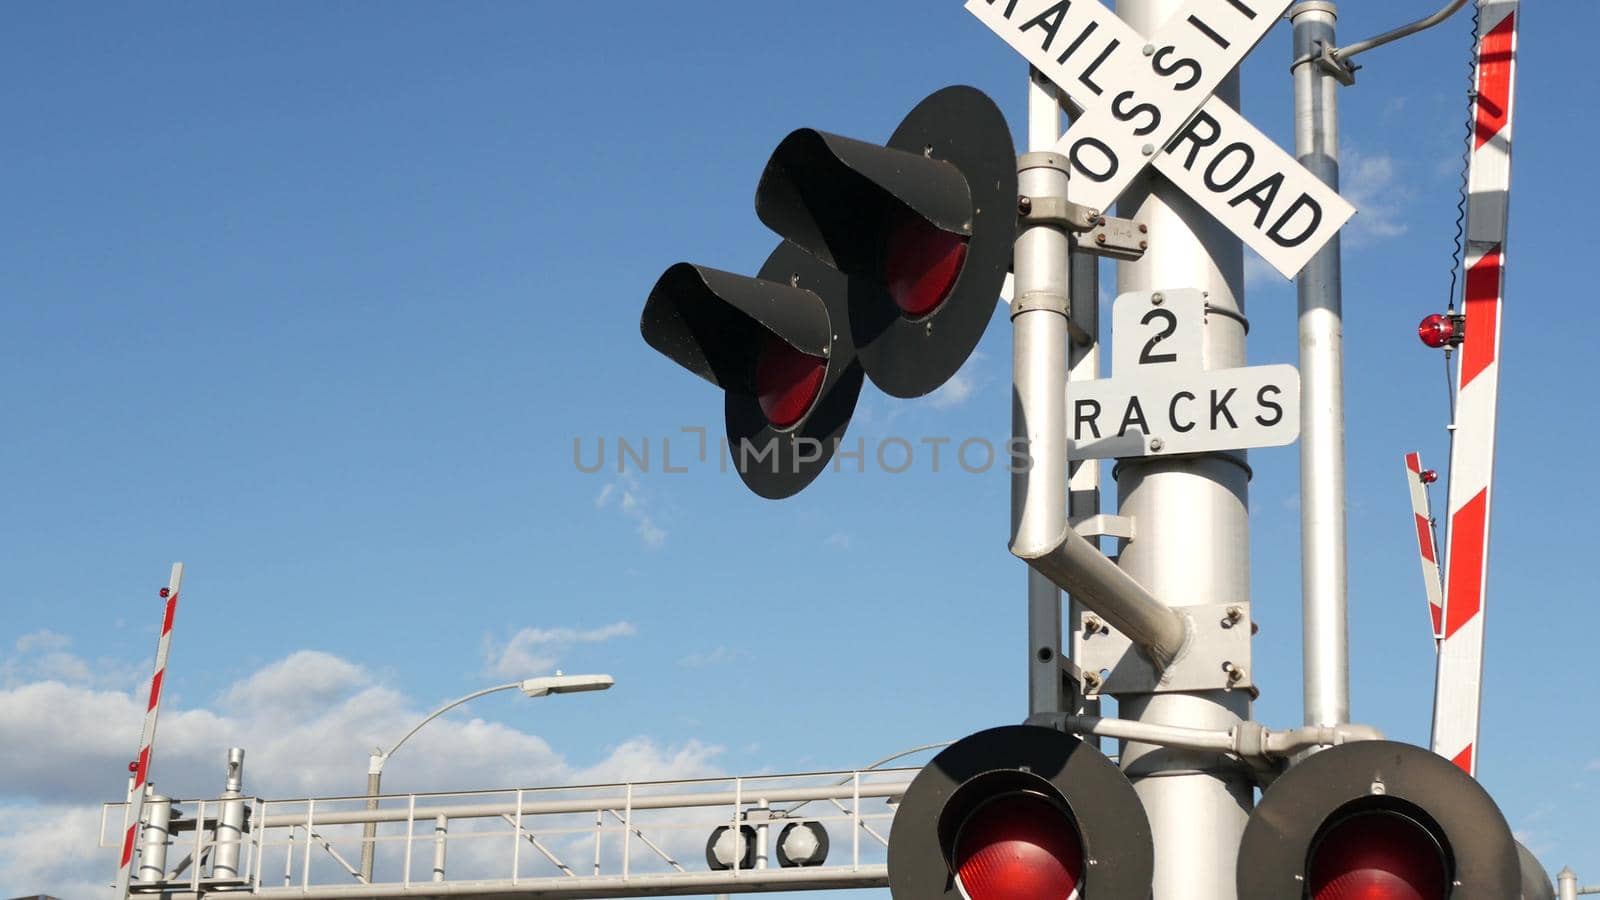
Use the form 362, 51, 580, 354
357, 672, 614, 882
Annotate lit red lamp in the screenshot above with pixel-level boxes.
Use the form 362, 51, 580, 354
1417, 313, 1464, 349
1308, 811, 1448, 900
952, 793, 1084, 900
885, 211, 969, 319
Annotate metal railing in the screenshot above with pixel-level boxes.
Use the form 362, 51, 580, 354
102, 766, 913, 898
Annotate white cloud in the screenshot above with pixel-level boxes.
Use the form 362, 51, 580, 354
218, 650, 369, 721
1341, 149, 1410, 247
1243, 253, 1291, 290
1587, 759, 1600, 772
677, 646, 748, 668
0, 803, 108, 899
15, 629, 71, 654
2, 630, 153, 694
824, 532, 851, 551
0, 646, 718, 899
482, 622, 636, 680
925, 352, 984, 410
927, 370, 976, 409
596, 472, 666, 548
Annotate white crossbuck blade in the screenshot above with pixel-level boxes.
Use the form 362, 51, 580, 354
968, 0, 1356, 278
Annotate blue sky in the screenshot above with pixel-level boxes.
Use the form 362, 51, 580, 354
2, 2, 1595, 896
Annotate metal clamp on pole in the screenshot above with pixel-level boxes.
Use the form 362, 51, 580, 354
1015, 183, 1148, 261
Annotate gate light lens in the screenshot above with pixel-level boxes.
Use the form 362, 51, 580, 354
1309, 811, 1448, 900
885, 211, 969, 318
1417, 314, 1457, 349
755, 336, 827, 429
952, 792, 1084, 900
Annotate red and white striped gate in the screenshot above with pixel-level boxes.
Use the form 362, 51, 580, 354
1430, 0, 1520, 779
115, 562, 184, 899
1404, 453, 1444, 644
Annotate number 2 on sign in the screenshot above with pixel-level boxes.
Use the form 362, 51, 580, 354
1139, 308, 1179, 365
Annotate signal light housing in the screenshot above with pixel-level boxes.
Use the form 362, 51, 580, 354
887, 725, 1153, 899
775, 820, 829, 868
756, 85, 1017, 399
642, 242, 865, 499
705, 823, 757, 871
1418, 312, 1465, 349
1238, 740, 1519, 900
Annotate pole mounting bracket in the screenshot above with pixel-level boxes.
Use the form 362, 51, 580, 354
1075, 602, 1255, 698
1016, 194, 1100, 232
1071, 514, 1135, 541
1015, 195, 1146, 261
1315, 42, 1359, 87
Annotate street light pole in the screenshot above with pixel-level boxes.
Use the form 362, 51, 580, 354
357, 673, 614, 883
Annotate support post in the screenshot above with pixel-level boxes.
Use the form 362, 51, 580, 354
1064, 93, 1105, 738
1014, 70, 1074, 722
360, 755, 381, 883
212, 748, 247, 880
1291, 0, 1352, 731
1114, 3, 1254, 897
1560, 867, 1578, 900
754, 799, 770, 870
431, 815, 448, 883
135, 791, 173, 884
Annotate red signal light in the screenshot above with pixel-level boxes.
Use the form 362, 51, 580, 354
1309, 811, 1448, 900
1417, 314, 1459, 349
755, 335, 827, 429
1420, 469, 1439, 485
885, 210, 969, 318
952, 792, 1084, 900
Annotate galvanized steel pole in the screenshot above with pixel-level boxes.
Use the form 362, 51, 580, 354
1017, 66, 1068, 717
1114, 1, 1254, 896
1291, 0, 1352, 730
1016, 69, 1073, 722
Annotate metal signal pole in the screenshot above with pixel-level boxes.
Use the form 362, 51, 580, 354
1290, 0, 1353, 731
1018, 69, 1070, 722
1112, 1, 1254, 896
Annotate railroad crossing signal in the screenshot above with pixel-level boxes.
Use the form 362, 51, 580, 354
642, 242, 864, 499
641, 86, 1018, 497
886, 726, 1153, 900
1237, 741, 1521, 899
968, 0, 1356, 278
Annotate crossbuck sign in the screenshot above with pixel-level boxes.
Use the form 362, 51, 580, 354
968, 0, 1357, 278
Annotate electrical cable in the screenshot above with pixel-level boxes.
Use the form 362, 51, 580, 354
1439, 3, 1480, 587
1444, 3, 1481, 318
